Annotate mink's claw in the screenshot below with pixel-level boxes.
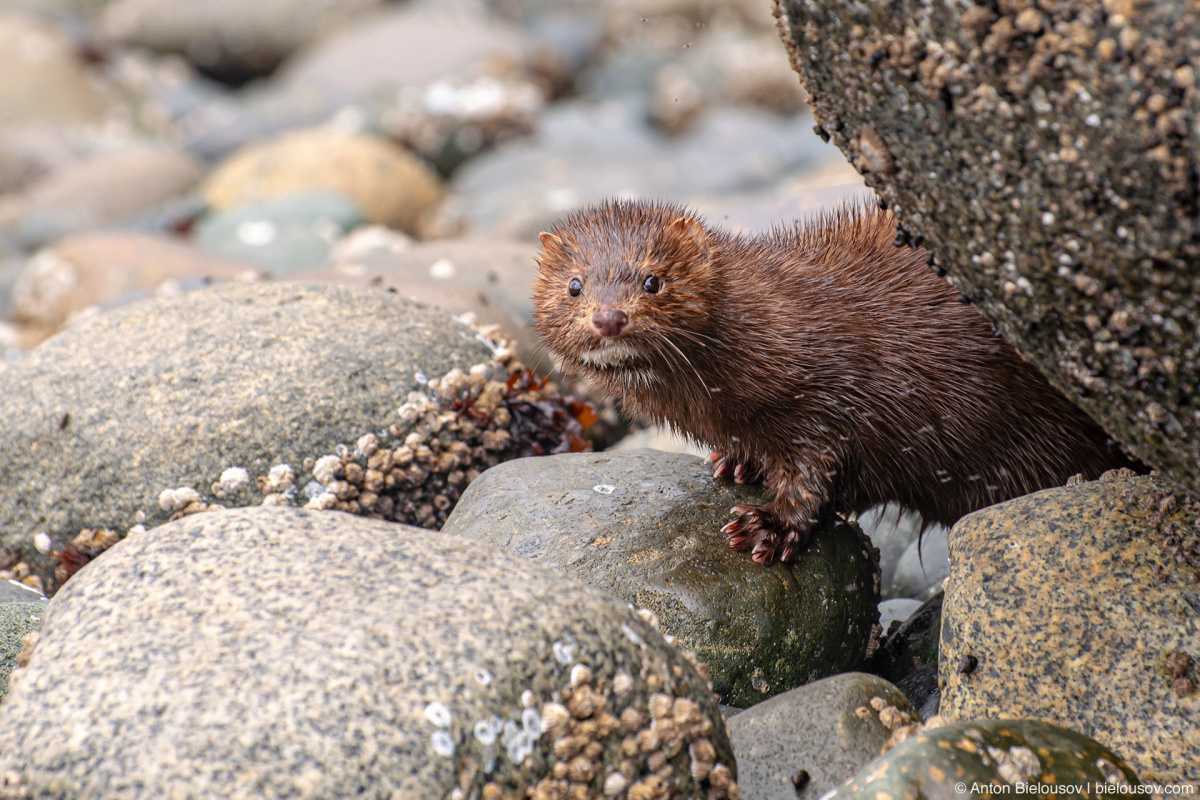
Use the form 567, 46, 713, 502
721, 505, 810, 566
709, 452, 762, 484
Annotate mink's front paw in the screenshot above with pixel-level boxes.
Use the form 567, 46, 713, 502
720, 504, 812, 565
707, 452, 762, 485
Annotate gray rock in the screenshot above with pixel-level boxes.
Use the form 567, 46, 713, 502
888, 524, 948, 601
775, 0, 1200, 497
181, 82, 341, 163
0, 600, 43, 699
0, 143, 203, 250
0, 506, 739, 797
870, 592, 942, 719
101, 0, 385, 83
278, 6, 534, 102
726, 672, 913, 799
0, 282, 495, 592
854, 502, 920, 600
193, 191, 365, 274
442, 449, 881, 707
877, 598, 922, 633
449, 99, 838, 239
941, 473, 1199, 783
312, 235, 541, 366
0, 12, 110, 127
0, 580, 44, 604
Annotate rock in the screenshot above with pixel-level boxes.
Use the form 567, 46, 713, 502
314, 236, 541, 366
889, 523, 949, 601
0, 600, 42, 699
192, 191, 365, 274
0, 12, 110, 127
774, 0, 1200, 497
447, 99, 836, 239
0, 506, 739, 797
684, 160, 866, 237
441, 449, 881, 706
0, 282, 497, 592
100, 0, 385, 84
203, 129, 442, 236
869, 592, 942, 719
0, 581, 43, 604
829, 719, 1139, 796
726, 673, 913, 800
0, 143, 203, 249
279, 6, 535, 102
854, 502, 919, 600
610, 424, 707, 457
940, 472, 1200, 783
180, 82, 342, 163
877, 598, 921, 633
10, 231, 261, 335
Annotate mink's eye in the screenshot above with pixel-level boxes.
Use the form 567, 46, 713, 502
568, 278, 583, 297
642, 275, 662, 294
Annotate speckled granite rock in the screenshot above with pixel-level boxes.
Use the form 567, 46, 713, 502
442, 450, 881, 707
828, 719, 1139, 797
726, 673, 912, 800
0, 282, 495, 593
940, 472, 1200, 783
0, 507, 739, 798
203, 129, 442, 235
774, 0, 1200, 496
11, 231, 261, 336
0, 600, 42, 699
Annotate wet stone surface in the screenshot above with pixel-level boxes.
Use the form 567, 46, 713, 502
0, 506, 740, 798
775, 0, 1200, 497
726, 672, 914, 800
940, 471, 1200, 783
442, 449, 882, 707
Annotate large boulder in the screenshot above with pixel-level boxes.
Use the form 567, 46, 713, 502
940, 471, 1200, 783
0, 506, 739, 798
774, 0, 1200, 496
442, 450, 881, 707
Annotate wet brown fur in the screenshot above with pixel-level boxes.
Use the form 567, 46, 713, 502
532, 199, 1139, 564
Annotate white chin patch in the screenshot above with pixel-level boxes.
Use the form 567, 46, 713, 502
581, 342, 640, 368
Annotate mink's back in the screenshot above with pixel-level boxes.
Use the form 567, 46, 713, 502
664, 206, 1137, 524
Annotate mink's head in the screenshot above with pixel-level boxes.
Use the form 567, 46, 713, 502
532, 200, 716, 385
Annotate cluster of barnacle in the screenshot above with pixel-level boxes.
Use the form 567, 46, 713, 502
1138, 485, 1200, 578
266, 327, 594, 530
526, 667, 737, 800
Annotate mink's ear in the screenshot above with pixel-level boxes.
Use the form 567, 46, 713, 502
537, 231, 572, 265
665, 216, 711, 266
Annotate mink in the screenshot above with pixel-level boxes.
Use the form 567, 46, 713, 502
531, 199, 1141, 565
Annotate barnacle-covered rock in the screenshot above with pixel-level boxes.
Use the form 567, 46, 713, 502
826, 719, 1138, 798
0, 282, 591, 594
0, 507, 739, 798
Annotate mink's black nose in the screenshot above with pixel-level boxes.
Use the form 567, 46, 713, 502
591, 309, 629, 337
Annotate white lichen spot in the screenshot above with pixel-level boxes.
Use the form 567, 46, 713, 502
521, 689, 535, 708
430, 729, 456, 756
235, 219, 277, 247
474, 667, 493, 686
474, 719, 498, 745
429, 257, 457, 280
33, 533, 51, 555
158, 487, 201, 513
592, 484, 616, 495
424, 701, 452, 728
126, 524, 146, 537
415, 370, 428, 385
552, 639, 576, 665
1041, 211, 1056, 226
620, 624, 644, 646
